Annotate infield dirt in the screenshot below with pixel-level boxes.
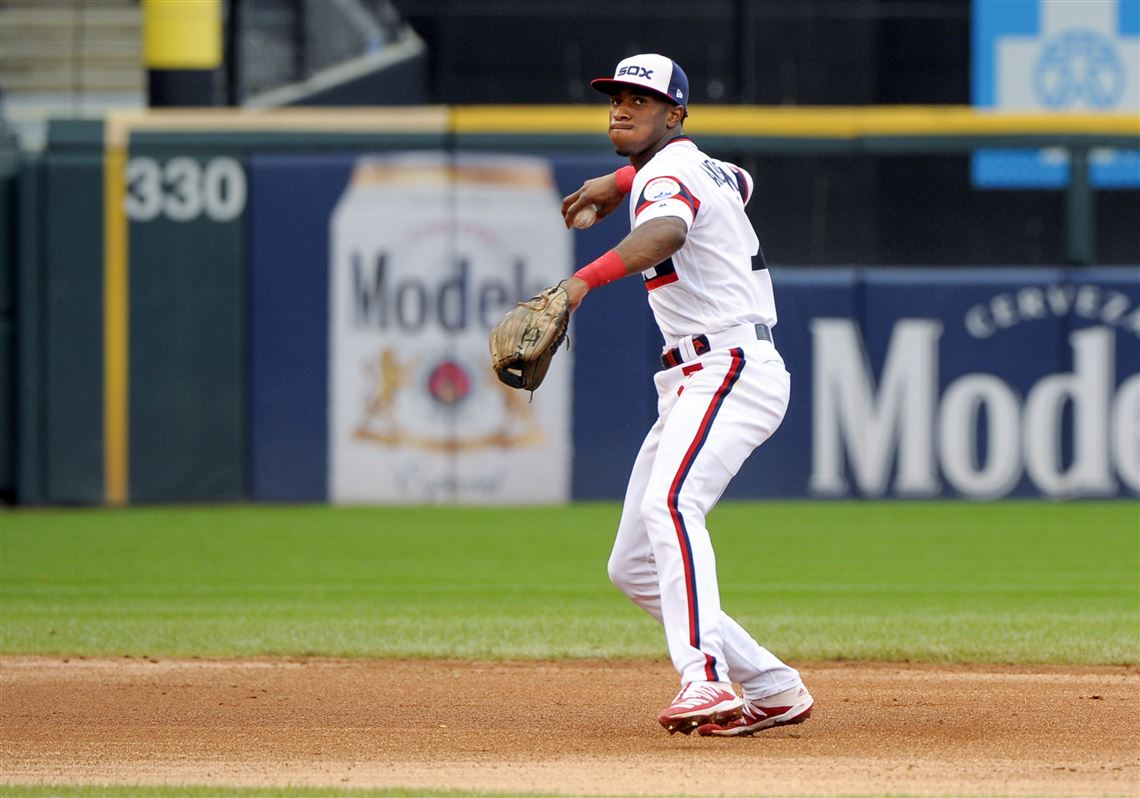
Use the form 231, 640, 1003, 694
1, 657, 1137, 796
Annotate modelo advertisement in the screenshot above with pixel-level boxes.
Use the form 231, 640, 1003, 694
759, 268, 1140, 501
327, 153, 573, 503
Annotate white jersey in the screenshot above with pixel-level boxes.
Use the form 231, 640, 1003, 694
629, 137, 777, 346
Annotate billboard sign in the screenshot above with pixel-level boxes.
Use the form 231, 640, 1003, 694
327, 153, 573, 503
709, 268, 1139, 501
971, 0, 1140, 188
806, 278, 1139, 499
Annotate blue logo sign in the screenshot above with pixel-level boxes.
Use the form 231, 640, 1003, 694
971, 0, 1140, 189
1035, 29, 1126, 107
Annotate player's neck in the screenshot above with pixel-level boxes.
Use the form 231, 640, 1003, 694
630, 128, 684, 170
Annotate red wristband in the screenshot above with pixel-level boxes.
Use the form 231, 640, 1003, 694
573, 250, 628, 290
614, 165, 635, 194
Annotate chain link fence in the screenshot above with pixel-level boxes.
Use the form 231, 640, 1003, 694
730, 150, 1138, 266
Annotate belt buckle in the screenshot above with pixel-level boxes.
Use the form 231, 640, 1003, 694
662, 334, 708, 369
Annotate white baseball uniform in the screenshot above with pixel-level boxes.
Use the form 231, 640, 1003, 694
607, 136, 803, 697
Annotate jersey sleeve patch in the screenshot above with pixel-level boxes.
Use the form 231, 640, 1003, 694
644, 176, 681, 201
634, 175, 700, 221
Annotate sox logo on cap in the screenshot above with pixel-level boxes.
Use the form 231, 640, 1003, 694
592, 53, 689, 108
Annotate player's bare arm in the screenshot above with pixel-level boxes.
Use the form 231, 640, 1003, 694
563, 216, 687, 310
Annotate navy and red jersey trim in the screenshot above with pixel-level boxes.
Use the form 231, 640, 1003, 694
666, 346, 747, 683
644, 257, 678, 290
635, 175, 700, 220
729, 165, 751, 204
753, 245, 768, 272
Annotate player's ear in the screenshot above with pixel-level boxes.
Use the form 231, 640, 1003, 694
666, 104, 685, 128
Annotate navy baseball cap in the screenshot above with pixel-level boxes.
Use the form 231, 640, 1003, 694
591, 53, 689, 109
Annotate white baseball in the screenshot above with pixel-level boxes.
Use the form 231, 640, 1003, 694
572, 203, 599, 230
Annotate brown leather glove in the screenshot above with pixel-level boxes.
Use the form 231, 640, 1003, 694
488, 284, 571, 391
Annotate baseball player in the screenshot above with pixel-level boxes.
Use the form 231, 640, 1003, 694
560, 54, 813, 736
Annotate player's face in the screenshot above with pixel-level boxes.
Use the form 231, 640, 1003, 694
607, 89, 680, 159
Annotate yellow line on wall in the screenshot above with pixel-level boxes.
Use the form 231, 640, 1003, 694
103, 114, 131, 505
104, 106, 451, 133
855, 107, 1140, 137
92, 106, 1139, 140
452, 106, 608, 134
452, 105, 1140, 138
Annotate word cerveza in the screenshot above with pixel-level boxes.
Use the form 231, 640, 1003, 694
349, 253, 546, 332
965, 283, 1140, 339
811, 319, 1137, 499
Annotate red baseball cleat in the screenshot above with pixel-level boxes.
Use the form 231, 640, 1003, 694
696, 683, 813, 736
658, 681, 743, 735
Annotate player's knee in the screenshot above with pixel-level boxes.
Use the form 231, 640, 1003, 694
607, 547, 656, 599
607, 555, 662, 615
607, 551, 634, 595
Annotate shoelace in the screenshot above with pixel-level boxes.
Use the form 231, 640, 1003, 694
742, 701, 775, 721
673, 683, 731, 709
742, 691, 802, 720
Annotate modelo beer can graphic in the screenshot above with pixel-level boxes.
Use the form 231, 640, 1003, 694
329, 153, 573, 503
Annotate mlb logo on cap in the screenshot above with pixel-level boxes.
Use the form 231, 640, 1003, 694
592, 53, 689, 109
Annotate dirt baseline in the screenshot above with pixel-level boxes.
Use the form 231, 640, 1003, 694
1, 657, 1137, 797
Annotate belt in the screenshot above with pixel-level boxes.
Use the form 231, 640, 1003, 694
660, 323, 773, 369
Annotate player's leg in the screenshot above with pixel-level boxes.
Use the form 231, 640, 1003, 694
611, 540, 800, 696
609, 424, 799, 693
676, 438, 803, 699
719, 613, 803, 696
637, 349, 762, 687
643, 345, 804, 675
698, 612, 813, 736
608, 347, 808, 732
607, 413, 666, 611
607, 363, 686, 614
608, 368, 743, 732
666, 344, 811, 736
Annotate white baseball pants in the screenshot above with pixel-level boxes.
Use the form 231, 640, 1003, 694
607, 339, 803, 697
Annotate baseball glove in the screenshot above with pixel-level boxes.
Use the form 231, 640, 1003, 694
488, 284, 571, 391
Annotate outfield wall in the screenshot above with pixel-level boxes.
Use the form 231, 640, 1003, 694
11, 112, 1140, 504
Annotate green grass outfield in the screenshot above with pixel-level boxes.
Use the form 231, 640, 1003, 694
1, 501, 1137, 665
